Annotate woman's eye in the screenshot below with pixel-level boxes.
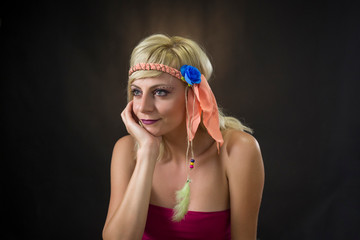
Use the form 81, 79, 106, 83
131, 89, 142, 96
154, 89, 169, 96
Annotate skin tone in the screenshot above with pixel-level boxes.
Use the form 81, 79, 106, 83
130, 73, 188, 152
103, 73, 265, 240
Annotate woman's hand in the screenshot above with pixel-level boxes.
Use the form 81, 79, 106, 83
121, 101, 162, 159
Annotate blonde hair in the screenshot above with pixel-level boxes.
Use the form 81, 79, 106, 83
128, 34, 252, 158
127, 34, 212, 100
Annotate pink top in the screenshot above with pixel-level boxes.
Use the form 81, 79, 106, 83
142, 204, 231, 240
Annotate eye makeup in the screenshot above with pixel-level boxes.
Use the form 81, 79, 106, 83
130, 84, 175, 97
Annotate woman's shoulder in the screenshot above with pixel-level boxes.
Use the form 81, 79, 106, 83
114, 135, 135, 149
222, 129, 260, 156
221, 129, 264, 181
112, 135, 136, 162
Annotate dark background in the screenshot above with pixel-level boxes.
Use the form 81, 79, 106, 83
1, 0, 359, 239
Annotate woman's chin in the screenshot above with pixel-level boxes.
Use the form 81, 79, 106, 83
143, 127, 162, 137
150, 132, 162, 137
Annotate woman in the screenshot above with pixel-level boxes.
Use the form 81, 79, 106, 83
102, 34, 264, 240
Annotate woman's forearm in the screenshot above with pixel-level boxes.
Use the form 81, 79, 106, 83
103, 150, 157, 240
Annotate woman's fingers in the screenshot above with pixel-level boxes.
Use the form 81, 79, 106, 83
121, 101, 140, 134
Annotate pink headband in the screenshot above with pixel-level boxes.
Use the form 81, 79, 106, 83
129, 63, 224, 151
129, 63, 182, 80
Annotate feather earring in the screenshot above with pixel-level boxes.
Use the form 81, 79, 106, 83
172, 87, 196, 222
172, 178, 191, 221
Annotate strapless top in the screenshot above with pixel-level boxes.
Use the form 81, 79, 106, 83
142, 204, 231, 240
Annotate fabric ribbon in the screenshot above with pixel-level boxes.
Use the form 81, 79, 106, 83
186, 75, 224, 152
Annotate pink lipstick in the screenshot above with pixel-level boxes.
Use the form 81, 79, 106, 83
141, 119, 159, 125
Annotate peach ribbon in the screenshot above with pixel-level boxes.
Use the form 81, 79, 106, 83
186, 75, 224, 152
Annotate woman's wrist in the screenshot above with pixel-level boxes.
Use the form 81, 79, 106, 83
136, 146, 159, 165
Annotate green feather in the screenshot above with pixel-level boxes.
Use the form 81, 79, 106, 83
172, 179, 191, 222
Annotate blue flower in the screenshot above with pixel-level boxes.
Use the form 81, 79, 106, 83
180, 65, 201, 85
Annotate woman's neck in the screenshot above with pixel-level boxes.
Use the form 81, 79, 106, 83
162, 127, 215, 164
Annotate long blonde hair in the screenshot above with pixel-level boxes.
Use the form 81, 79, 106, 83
128, 34, 252, 158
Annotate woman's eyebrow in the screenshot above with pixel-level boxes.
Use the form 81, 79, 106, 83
130, 83, 175, 89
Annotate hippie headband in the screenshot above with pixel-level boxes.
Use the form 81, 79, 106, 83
129, 62, 224, 221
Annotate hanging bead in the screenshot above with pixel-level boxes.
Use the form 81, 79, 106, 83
189, 159, 195, 169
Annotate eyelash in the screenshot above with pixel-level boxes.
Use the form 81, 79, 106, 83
131, 88, 170, 97
154, 89, 169, 96
131, 89, 141, 96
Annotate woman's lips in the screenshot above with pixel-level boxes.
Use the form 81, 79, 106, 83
141, 119, 159, 125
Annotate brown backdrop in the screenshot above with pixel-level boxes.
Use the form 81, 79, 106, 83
2, 0, 359, 239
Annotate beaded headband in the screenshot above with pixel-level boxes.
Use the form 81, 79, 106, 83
129, 63, 182, 80
129, 62, 224, 222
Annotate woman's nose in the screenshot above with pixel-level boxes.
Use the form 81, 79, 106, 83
138, 94, 154, 113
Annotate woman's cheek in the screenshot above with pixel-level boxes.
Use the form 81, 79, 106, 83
132, 101, 140, 114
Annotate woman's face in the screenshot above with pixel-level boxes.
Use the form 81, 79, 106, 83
130, 73, 187, 137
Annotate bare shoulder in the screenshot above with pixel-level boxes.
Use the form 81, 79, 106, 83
114, 135, 135, 157
223, 129, 261, 160
221, 129, 264, 177
111, 135, 137, 172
